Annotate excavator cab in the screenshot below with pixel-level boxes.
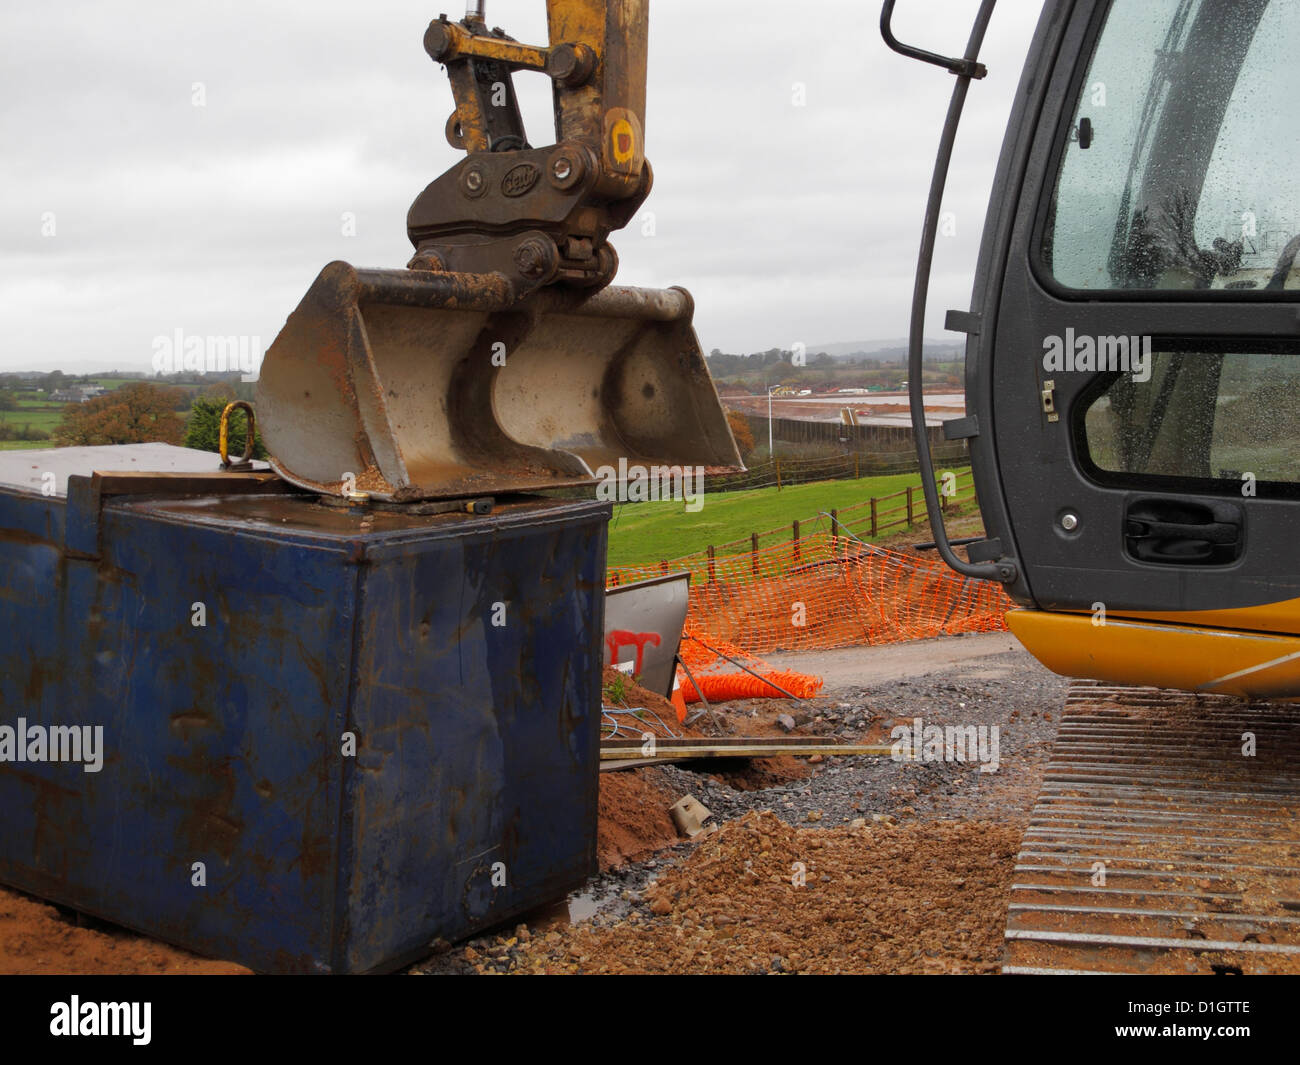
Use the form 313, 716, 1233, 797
889, 0, 1300, 697
257, 1, 740, 500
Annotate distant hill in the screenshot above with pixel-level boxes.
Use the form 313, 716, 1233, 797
808, 339, 964, 361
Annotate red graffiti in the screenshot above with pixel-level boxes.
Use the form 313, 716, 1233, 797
606, 630, 661, 675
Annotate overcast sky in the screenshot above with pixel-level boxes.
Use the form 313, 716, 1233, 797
0, 0, 1043, 373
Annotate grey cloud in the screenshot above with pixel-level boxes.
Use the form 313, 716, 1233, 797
0, 0, 1042, 370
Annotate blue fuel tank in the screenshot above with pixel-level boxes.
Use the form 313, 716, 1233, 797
0, 445, 608, 972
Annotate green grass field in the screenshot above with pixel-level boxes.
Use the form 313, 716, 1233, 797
606, 472, 935, 566
3, 406, 63, 429
0, 439, 55, 451
0, 396, 64, 449
0, 384, 139, 445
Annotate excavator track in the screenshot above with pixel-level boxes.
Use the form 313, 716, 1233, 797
1003, 681, 1300, 975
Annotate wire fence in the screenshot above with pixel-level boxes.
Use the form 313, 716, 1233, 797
709, 447, 970, 493
609, 467, 981, 576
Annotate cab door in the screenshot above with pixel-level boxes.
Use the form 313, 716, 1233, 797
964, 0, 1300, 695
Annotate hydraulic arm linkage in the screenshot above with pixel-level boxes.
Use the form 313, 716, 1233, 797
256, 0, 740, 503
408, 0, 652, 298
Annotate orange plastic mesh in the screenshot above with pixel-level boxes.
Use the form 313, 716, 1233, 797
609, 532, 1013, 702
676, 622, 825, 704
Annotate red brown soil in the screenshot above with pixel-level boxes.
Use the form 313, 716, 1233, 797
0, 887, 249, 974
603, 663, 819, 790
596, 768, 683, 870
601, 666, 707, 739
696, 710, 814, 790
511, 811, 1022, 974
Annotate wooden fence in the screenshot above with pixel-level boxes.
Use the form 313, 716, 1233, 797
707, 450, 970, 492
612, 468, 980, 580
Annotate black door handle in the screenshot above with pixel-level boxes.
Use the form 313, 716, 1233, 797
1124, 499, 1244, 566
1125, 518, 1239, 545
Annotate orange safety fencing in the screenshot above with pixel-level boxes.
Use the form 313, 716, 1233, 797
677, 622, 825, 704
609, 532, 1015, 703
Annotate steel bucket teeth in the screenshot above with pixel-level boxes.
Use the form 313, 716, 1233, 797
256, 262, 743, 500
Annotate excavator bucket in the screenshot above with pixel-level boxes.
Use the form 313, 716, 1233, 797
255, 262, 743, 501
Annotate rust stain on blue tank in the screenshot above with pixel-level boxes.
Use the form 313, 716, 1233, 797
0, 460, 608, 972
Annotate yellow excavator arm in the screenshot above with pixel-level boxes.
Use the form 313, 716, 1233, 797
255, 0, 742, 502
408, 0, 650, 295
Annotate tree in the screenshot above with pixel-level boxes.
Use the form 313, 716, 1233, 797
54, 383, 186, 447
183, 396, 267, 459
725, 409, 756, 459
763, 362, 792, 385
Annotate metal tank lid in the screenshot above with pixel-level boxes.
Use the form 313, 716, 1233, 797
0, 443, 266, 498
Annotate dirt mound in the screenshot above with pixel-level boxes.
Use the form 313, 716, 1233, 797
0, 888, 249, 975
601, 665, 709, 739
596, 768, 683, 870
510, 810, 1021, 974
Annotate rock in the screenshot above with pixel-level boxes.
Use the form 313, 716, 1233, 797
649, 896, 673, 916
670, 794, 712, 838
808, 754, 824, 765
776, 713, 796, 733
871, 812, 896, 824
849, 817, 867, 829
806, 809, 823, 822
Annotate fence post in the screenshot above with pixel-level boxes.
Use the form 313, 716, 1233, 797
707, 544, 716, 583
907, 486, 914, 527
870, 497, 878, 538
792, 519, 800, 562
855, 454, 860, 479
752, 532, 759, 577
830, 509, 838, 556
775, 458, 782, 490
